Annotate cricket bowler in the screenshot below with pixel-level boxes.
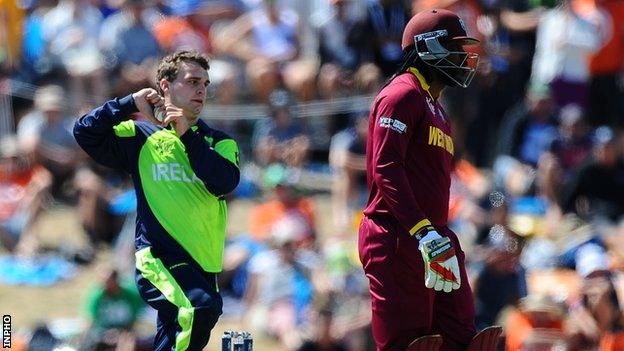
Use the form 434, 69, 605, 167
358, 9, 501, 351
74, 51, 240, 350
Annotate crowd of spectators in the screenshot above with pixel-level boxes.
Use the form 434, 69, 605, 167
2, 0, 624, 350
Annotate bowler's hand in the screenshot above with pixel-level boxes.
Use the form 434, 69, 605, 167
161, 87, 190, 136
132, 88, 164, 124
162, 102, 190, 136
418, 231, 461, 292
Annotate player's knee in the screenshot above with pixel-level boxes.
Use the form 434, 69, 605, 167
193, 292, 223, 316
192, 306, 221, 332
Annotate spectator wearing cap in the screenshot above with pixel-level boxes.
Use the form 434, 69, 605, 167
244, 213, 322, 349
17, 85, 65, 153
566, 243, 624, 351
17, 85, 83, 200
561, 126, 624, 222
252, 89, 311, 168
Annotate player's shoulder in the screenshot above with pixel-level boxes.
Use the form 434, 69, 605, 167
133, 120, 163, 137
376, 73, 426, 107
195, 119, 236, 144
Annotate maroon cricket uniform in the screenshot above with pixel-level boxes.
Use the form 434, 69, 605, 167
359, 68, 476, 351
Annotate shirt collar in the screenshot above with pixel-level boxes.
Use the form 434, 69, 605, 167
408, 67, 434, 100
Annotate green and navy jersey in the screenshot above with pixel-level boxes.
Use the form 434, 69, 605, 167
74, 95, 240, 272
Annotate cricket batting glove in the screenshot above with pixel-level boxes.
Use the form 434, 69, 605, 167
418, 231, 461, 292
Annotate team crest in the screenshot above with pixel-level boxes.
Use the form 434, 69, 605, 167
154, 138, 175, 158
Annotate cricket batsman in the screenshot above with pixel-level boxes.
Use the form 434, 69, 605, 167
358, 9, 500, 351
74, 51, 240, 350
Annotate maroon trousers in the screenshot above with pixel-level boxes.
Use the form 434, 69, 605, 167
358, 215, 476, 351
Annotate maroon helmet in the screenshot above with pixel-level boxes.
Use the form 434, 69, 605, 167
401, 9, 479, 88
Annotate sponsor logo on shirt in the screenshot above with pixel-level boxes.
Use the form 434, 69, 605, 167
379, 116, 407, 134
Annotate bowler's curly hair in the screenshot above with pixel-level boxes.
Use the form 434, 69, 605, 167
156, 51, 210, 95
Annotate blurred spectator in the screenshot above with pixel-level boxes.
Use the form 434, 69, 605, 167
497, 83, 559, 166
316, 0, 360, 71
561, 126, 624, 222
483, 0, 544, 98
99, 0, 161, 67
152, 0, 244, 53
17, 84, 63, 153
41, 0, 107, 107
17, 85, 83, 200
463, 3, 539, 167
249, 164, 316, 242
353, 62, 383, 94
505, 294, 566, 351
73, 162, 131, 246
448, 158, 489, 227
0, 135, 51, 255
99, 0, 162, 96
565, 243, 624, 350
245, 213, 323, 349
535, 151, 564, 209
297, 305, 348, 351
253, 89, 311, 168
546, 103, 593, 177
587, 0, 624, 128
530, 0, 603, 109
351, 0, 409, 77
217, 0, 317, 101
329, 111, 368, 232
80, 268, 145, 351
26, 324, 62, 351
472, 204, 527, 330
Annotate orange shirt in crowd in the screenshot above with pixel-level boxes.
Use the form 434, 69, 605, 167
585, 0, 624, 75
0, 0, 24, 67
249, 198, 315, 241
505, 309, 564, 351
0, 164, 44, 220
600, 332, 624, 351
449, 159, 487, 221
